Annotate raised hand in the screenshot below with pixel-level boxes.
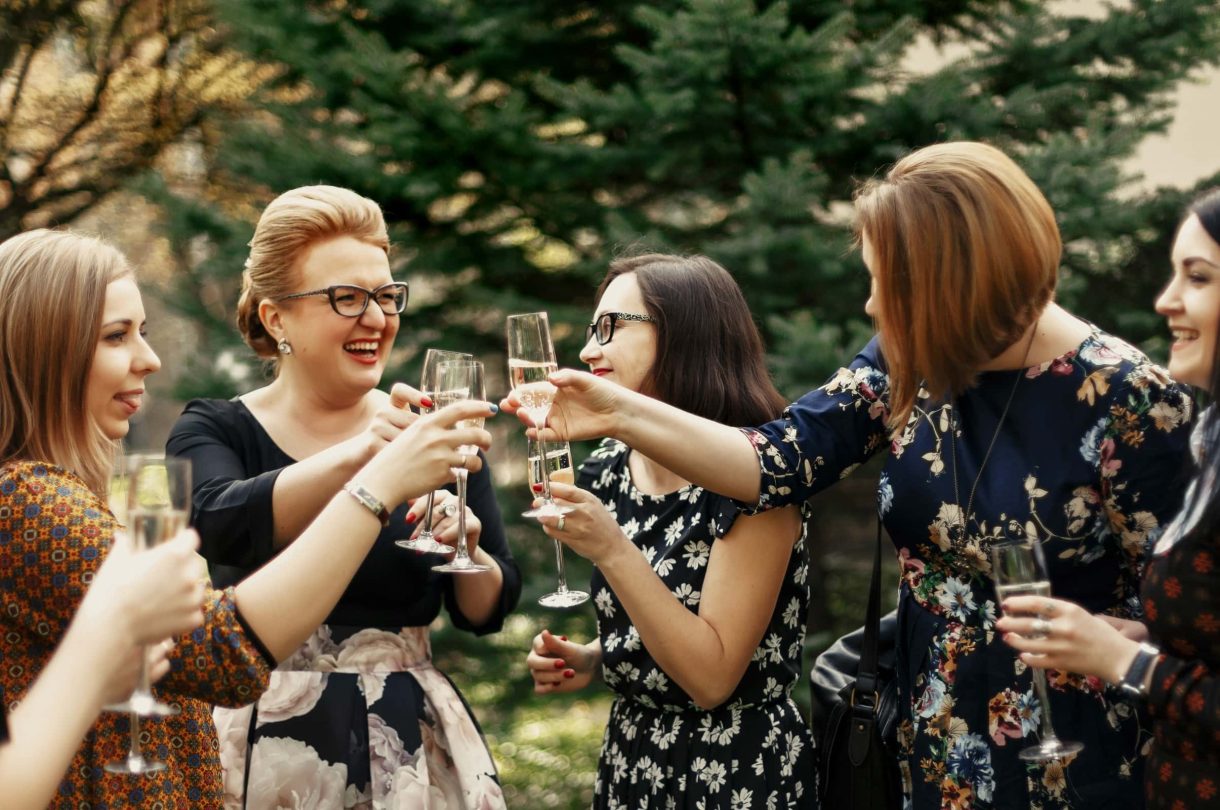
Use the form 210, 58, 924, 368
996, 595, 1142, 685
405, 489, 483, 555
535, 481, 630, 566
355, 382, 423, 460
501, 369, 623, 443
526, 629, 601, 694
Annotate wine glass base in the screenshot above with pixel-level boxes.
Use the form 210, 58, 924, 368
104, 695, 179, 717
1018, 739, 1084, 762
104, 756, 167, 775
432, 561, 493, 574
395, 536, 450, 554
538, 589, 590, 608
522, 502, 574, 518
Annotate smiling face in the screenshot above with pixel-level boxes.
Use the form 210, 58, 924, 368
1156, 213, 1220, 390
87, 276, 161, 440
263, 235, 398, 396
578, 272, 657, 394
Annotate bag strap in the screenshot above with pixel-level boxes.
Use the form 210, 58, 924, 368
847, 513, 887, 766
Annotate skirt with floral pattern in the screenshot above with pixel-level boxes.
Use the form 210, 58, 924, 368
214, 624, 505, 809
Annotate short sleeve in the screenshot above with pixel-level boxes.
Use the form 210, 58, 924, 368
738, 337, 891, 513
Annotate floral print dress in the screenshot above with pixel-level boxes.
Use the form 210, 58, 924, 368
580, 439, 816, 809
739, 331, 1192, 810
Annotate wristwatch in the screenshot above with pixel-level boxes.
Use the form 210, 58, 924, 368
343, 482, 390, 527
1118, 642, 1160, 699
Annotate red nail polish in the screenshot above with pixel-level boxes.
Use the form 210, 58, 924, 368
560, 635, 568, 641
420, 396, 434, 409
553, 659, 565, 669
563, 669, 575, 679
405, 513, 417, 524
531, 483, 544, 493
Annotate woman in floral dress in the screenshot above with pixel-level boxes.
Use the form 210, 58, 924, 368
1000, 188, 1220, 809
512, 143, 1194, 808
525, 254, 815, 808
168, 186, 516, 808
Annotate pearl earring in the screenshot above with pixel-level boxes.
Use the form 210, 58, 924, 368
277, 338, 293, 356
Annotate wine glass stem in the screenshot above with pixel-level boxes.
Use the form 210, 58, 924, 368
128, 711, 142, 760
452, 469, 472, 564
1031, 668, 1061, 744
552, 538, 570, 594
535, 417, 556, 505
419, 490, 437, 537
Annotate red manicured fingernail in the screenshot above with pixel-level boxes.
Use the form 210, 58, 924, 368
553, 659, 565, 669
405, 513, 417, 524
420, 396, 433, 409
560, 635, 568, 641
531, 483, 544, 493
563, 669, 575, 678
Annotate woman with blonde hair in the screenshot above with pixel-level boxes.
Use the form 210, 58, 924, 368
511, 142, 1193, 808
167, 185, 516, 808
0, 227, 492, 808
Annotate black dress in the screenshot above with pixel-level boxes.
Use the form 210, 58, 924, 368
167, 398, 520, 809
579, 439, 817, 809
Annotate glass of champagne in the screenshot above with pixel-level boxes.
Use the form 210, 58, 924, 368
506, 312, 572, 519
105, 454, 191, 774
528, 437, 590, 608
397, 348, 473, 554
431, 360, 493, 574
991, 538, 1084, 762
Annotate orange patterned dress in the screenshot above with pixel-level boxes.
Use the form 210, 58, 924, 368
0, 461, 274, 809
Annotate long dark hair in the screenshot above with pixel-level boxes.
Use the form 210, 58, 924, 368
595, 252, 787, 426
1175, 187, 1220, 545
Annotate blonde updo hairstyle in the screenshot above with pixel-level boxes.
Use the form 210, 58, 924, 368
0, 229, 134, 495
236, 185, 390, 361
854, 141, 1061, 435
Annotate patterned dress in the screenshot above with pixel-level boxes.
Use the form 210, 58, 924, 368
580, 439, 816, 809
0, 461, 274, 808
739, 331, 1193, 810
1139, 413, 1220, 808
167, 398, 519, 809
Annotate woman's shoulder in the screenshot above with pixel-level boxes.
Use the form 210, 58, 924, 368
576, 438, 628, 487
0, 460, 98, 504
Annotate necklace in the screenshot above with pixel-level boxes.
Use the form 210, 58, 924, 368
948, 324, 1039, 544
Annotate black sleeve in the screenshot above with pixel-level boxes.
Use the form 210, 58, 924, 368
443, 450, 521, 634
166, 400, 282, 572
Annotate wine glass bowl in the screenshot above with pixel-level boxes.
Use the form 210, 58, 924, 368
528, 438, 590, 608
991, 538, 1084, 762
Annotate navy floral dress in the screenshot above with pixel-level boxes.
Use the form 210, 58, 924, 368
580, 439, 816, 809
740, 330, 1192, 810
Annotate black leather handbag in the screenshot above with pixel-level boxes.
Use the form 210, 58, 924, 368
810, 518, 903, 809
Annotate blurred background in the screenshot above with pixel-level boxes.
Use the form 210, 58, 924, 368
2, 0, 1219, 805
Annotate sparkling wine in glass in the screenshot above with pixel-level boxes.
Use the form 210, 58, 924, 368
105, 454, 191, 774
991, 538, 1084, 762
397, 348, 473, 554
431, 360, 493, 574
528, 438, 589, 608
506, 312, 571, 520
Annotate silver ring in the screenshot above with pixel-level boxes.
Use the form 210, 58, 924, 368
1032, 617, 1052, 636
556, 515, 566, 532
441, 503, 458, 518
1042, 600, 1055, 616
458, 453, 468, 469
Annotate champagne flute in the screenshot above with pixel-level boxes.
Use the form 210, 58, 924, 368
431, 360, 493, 574
991, 538, 1084, 762
105, 454, 191, 775
506, 312, 572, 519
396, 348, 473, 553
529, 437, 590, 608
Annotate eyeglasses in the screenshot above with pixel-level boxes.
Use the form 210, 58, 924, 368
585, 311, 655, 346
276, 282, 409, 318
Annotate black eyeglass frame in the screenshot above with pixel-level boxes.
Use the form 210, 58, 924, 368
586, 311, 656, 345
275, 282, 409, 318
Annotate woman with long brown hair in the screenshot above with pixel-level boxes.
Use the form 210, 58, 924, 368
525, 253, 814, 807
510, 142, 1194, 808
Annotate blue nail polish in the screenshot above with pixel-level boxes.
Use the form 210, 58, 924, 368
488, 403, 500, 415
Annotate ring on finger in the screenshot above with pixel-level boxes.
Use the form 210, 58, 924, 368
441, 503, 458, 518
458, 453, 468, 469
557, 515, 566, 532
1032, 617, 1052, 636
1041, 600, 1055, 615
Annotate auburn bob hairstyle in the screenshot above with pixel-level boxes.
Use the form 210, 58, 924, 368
854, 141, 1060, 434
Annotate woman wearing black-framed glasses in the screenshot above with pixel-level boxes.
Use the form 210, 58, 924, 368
166, 185, 517, 808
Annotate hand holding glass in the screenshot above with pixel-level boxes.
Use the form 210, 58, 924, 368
105, 454, 191, 774
397, 348, 473, 554
430, 360, 493, 574
528, 437, 589, 608
506, 312, 571, 519
991, 538, 1084, 762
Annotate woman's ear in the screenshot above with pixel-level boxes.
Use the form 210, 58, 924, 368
258, 298, 284, 342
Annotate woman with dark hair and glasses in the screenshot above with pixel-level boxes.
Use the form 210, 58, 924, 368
998, 188, 1220, 809
166, 186, 517, 808
525, 253, 816, 807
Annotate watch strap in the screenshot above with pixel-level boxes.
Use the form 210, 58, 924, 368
343, 482, 390, 526
1119, 642, 1159, 699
